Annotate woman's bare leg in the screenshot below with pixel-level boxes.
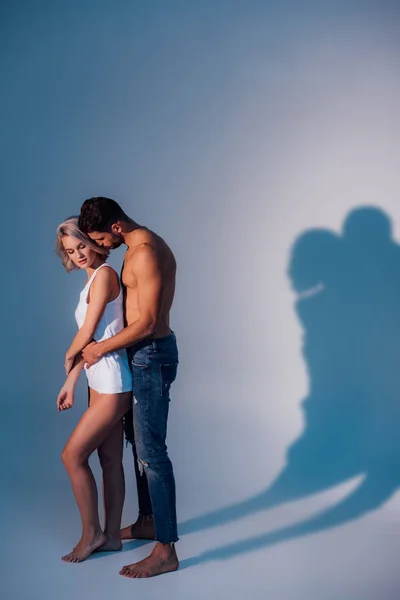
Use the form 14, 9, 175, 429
97, 393, 131, 550
61, 388, 130, 563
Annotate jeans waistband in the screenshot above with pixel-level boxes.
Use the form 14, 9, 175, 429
127, 331, 176, 354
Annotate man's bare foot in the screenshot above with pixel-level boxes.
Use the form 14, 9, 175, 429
62, 532, 107, 563
94, 534, 122, 552
119, 542, 179, 578
120, 514, 155, 540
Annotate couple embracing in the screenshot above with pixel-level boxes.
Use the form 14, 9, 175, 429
56, 197, 179, 578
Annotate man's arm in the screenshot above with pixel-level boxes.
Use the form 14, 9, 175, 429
94, 245, 162, 356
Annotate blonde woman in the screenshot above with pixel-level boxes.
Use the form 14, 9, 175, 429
56, 217, 132, 562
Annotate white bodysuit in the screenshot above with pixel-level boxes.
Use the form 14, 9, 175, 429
74, 262, 133, 394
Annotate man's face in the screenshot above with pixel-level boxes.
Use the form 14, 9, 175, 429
88, 230, 123, 249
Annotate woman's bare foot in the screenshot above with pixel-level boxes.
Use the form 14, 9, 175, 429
119, 542, 179, 578
120, 514, 155, 540
62, 532, 107, 563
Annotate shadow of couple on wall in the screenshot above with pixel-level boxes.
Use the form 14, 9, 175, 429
179, 206, 400, 568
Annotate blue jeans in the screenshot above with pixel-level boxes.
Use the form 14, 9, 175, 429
125, 332, 179, 544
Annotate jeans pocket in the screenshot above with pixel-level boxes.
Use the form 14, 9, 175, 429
130, 348, 148, 368
159, 363, 178, 398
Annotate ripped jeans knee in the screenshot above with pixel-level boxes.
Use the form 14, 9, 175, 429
136, 452, 172, 477
137, 457, 149, 476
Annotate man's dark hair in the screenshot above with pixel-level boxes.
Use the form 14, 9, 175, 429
78, 197, 129, 233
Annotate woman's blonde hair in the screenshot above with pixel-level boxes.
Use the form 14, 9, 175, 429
56, 216, 109, 272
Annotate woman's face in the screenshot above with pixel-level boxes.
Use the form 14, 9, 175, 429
62, 235, 98, 269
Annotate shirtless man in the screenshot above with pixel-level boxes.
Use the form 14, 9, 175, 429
78, 197, 179, 578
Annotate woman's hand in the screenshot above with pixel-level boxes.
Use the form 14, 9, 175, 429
64, 354, 75, 375
57, 384, 75, 412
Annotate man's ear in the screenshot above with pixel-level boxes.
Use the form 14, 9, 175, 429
111, 222, 122, 234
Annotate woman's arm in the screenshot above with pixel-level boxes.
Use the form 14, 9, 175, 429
65, 352, 85, 386
65, 267, 117, 369
58, 354, 85, 411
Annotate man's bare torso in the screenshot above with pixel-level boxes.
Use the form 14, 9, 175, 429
121, 227, 176, 339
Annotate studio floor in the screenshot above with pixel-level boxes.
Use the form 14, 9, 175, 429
4, 474, 400, 600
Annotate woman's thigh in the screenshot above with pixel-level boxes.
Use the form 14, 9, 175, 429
64, 390, 131, 462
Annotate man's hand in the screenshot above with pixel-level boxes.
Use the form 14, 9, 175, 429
57, 385, 75, 412
82, 341, 102, 368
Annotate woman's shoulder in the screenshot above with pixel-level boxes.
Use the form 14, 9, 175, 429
87, 264, 120, 303
92, 264, 119, 286
98, 263, 118, 275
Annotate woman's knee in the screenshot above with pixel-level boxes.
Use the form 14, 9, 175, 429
62, 445, 86, 470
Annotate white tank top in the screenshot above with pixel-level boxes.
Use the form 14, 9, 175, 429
75, 262, 125, 342
75, 262, 132, 394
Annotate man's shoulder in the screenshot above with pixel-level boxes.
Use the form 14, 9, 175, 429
126, 240, 157, 259
124, 242, 158, 272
